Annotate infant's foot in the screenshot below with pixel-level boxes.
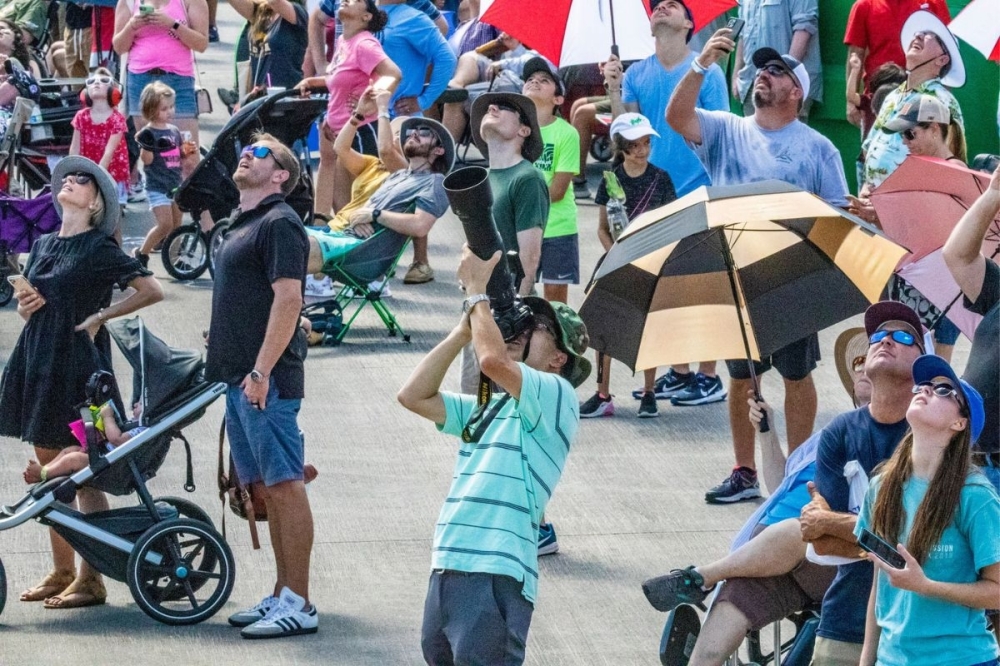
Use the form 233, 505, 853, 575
24, 459, 42, 484
304, 463, 318, 484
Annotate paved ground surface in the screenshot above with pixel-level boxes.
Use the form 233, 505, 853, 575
0, 8, 972, 665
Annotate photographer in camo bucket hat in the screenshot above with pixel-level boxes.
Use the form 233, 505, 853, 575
397, 245, 588, 665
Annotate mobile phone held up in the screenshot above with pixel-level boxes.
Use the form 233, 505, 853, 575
859, 528, 906, 569
7, 274, 35, 295
726, 17, 745, 42
139, 4, 154, 15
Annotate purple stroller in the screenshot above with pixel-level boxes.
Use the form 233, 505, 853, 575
0, 188, 60, 305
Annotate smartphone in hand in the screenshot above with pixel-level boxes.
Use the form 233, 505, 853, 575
859, 528, 906, 569
726, 17, 746, 42
7, 274, 36, 295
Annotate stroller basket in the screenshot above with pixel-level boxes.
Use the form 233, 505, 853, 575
50, 503, 178, 581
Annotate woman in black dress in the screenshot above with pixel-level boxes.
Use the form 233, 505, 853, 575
0, 156, 163, 608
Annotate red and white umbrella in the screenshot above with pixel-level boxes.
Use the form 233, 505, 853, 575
949, 0, 999, 61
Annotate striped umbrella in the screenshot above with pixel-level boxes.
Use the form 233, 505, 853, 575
579, 181, 908, 380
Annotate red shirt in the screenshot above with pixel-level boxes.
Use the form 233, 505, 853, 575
843, 0, 951, 87
71, 108, 130, 185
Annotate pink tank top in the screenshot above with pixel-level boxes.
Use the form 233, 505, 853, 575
127, 0, 195, 77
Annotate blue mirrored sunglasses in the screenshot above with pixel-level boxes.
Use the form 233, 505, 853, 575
869, 329, 916, 346
241, 144, 288, 171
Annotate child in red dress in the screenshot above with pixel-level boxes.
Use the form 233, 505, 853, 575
69, 67, 130, 206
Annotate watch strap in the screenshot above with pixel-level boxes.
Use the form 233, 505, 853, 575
463, 293, 490, 314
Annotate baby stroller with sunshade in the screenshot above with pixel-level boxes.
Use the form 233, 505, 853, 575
168, 89, 327, 281
0, 185, 60, 306
0, 317, 234, 625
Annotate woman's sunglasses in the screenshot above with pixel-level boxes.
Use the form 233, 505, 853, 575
869, 329, 917, 347
85, 75, 113, 87
911, 381, 964, 406
901, 123, 932, 141
62, 172, 94, 185
241, 144, 288, 170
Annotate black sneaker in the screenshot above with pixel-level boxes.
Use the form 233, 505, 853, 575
132, 247, 149, 268
208, 25, 220, 42
633, 368, 694, 400
642, 566, 713, 612
580, 392, 614, 418
705, 466, 761, 504
670, 373, 727, 406
637, 392, 658, 418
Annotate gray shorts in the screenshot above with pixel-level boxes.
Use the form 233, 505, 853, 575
538, 234, 580, 285
421, 570, 534, 666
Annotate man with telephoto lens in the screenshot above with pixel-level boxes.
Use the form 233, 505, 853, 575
398, 245, 590, 665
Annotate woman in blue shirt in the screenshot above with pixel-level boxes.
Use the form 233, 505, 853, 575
857, 354, 999, 666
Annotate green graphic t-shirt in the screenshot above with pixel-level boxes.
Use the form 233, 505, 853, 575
534, 117, 580, 239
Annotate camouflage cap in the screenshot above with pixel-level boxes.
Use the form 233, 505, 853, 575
524, 297, 592, 388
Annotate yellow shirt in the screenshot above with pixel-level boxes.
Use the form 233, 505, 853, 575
329, 156, 391, 231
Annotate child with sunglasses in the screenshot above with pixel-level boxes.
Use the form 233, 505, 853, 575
70, 68, 130, 207
856, 355, 998, 666
133, 81, 186, 266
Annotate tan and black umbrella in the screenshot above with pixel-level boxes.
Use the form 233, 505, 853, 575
580, 180, 907, 379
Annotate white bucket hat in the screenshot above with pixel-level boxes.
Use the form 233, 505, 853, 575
900, 10, 965, 88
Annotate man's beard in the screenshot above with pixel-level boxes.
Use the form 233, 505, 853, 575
752, 87, 774, 109
403, 141, 436, 162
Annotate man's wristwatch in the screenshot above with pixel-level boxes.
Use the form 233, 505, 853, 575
250, 369, 267, 383
371, 209, 382, 223
463, 293, 490, 314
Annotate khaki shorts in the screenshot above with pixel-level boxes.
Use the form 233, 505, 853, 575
64, 27, 92, 79
810, 636, 863, 666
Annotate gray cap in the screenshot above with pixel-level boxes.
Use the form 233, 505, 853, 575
883, 94, 951, 133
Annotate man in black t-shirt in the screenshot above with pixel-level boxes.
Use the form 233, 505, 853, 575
205, 133, 317, 640
944, 164, 1000, 491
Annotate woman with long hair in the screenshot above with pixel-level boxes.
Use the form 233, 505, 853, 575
295, 0, 400, 217
857, 354, 999, 666
0, 157, 163, 608
231, 0, 308, 93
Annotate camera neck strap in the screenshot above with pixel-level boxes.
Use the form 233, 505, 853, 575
461, 372, 511, 444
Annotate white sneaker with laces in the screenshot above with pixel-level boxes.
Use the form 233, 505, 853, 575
241, 587, 318, 639
305, 275, 336, 298
228, 594, 278, 627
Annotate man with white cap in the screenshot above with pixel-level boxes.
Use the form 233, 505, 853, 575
667, 31, 849, 504
859, 9, 965, 192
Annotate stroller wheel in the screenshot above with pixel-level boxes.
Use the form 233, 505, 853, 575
156, 496, 214, 526
151, 498, 219, 601
162, 225, 209, 281
127, 518, 235, 625
207, 220, 230, 280
590, 134, 613, 163
0, 275, 12, 307
0, 555, 7, 617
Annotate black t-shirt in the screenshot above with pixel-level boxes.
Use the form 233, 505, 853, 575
248, 4, 308, 89
206, 195, 309, 398
964, 258, 999, 454
65, 2, 92, 30
144, 126, 183, 196
594, 162, 676, 221
813, 407, 910, 644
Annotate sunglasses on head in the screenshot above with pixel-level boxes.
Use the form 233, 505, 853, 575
62, 171, 94, 185
869, 329, 917, 347
911, 381, 964, 406
86, 75, 113, 87
241, 144, 288, 171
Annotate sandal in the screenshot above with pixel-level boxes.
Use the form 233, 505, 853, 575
20, 569, 76, 602
43, 575, 107, 609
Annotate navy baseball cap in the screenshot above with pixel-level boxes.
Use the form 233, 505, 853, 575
911, 354, 985, 443
649, 0, 694, 43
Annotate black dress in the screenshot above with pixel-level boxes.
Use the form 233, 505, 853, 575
0, 229, 150, 450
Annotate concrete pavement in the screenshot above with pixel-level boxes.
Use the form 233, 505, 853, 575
0, 6, 971, 664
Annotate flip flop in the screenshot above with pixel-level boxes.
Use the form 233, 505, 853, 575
43, 576, 107, 609
19, 569, 76, 602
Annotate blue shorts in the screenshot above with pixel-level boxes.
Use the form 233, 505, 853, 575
225, 384, 303, 486
126, 69, 198, 118
538, 234, 580, 285
147, 189, 173, 209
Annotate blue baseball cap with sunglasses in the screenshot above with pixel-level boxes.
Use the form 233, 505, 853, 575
911, 354, 985, 443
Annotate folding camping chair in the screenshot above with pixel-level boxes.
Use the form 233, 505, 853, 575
306, 227, 413, 345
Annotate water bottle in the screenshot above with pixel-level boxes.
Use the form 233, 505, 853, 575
607, 198, 628, 241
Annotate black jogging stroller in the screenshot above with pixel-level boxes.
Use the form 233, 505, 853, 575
0, 317, 234, 625
167, 89, 327, 281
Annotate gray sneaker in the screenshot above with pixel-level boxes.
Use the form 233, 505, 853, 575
572, 177, 591, 200
228, 595, 278, 627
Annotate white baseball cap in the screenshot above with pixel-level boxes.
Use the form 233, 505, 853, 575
609, 113, 660, 141
751, 48, 810, 101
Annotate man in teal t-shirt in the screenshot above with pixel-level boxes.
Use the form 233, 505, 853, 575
522, 57, 580, 305
399, 247, 591, 666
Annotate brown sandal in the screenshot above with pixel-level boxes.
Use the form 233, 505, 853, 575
43, 575, 107, 609
19, 569, 76, 602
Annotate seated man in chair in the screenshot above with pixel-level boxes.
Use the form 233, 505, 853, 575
305, 115, 454, 276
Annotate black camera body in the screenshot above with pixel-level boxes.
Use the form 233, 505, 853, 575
444, 166, 534, 342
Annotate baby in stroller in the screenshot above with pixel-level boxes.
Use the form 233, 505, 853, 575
23, 401, 147, 484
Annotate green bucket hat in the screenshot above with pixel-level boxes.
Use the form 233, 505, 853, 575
524, 297, 591, 388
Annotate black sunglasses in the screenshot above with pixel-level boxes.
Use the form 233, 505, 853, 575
869, 329, 917, 347
62, 171, 94, 185
241, 144, 289, 171
902, 123, 934, 141
911, 381, 963, 406
405, 126, 437, 140
492, 102, 528, 125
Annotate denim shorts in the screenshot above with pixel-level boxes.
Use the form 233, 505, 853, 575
147, 189, 173, 209
126, 69, 198, 118
225, 384, 303, 486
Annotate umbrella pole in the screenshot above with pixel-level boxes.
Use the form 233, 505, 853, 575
719, 229, 770, 433
608, 0, 619, 56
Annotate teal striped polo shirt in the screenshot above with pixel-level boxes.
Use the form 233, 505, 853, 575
434, 363, 580, 603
